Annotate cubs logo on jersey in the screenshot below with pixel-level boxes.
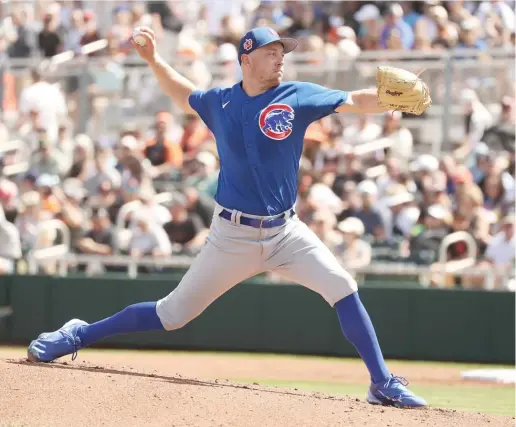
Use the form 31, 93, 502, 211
259, 104, 295, 141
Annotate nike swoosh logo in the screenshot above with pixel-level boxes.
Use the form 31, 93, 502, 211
222, 101, 230, 109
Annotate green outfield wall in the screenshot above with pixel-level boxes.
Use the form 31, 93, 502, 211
0, 275, 513, 364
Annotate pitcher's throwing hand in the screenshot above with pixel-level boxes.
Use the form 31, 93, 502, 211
131, 27, 157, 63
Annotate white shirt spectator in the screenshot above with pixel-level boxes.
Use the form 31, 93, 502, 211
485, 231, 516, 265
476, 1, 515, 30
18, 81, 67, 143
341, 118, 382, 146
0, 219, 22, 274
128, 204, 172, 229
129, 224, 172, 256
386, 128, 414, 162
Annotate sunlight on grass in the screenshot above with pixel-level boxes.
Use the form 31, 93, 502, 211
232, 378, 515, 417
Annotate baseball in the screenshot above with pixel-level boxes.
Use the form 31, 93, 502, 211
133, 32, 147, 46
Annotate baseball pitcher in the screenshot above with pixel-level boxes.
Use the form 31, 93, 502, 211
28, 27, 431, 408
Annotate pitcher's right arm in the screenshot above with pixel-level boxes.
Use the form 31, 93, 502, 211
132, 27, 196, 115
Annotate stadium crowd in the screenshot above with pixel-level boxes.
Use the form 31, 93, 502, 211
0, 1, 514, 290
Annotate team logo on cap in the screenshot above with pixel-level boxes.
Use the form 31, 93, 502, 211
243, 39, 253, 51
259, 104, 295, 140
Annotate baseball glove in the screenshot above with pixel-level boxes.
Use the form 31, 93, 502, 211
376, 66, 431, 116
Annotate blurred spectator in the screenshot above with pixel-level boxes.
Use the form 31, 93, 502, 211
482, 96, 516, 152
341, 115, 382, 146
7, 6, 38, 58
0, 176, 18, 223
380, 111, 414, 163
128, 210, 172, 258
136, 189, 171, 227
335, 217, 372, 269
183, 151, 219, 197
53, 179, 89, 251
377, 157, 403, 197
30, 137, 69, 177
252, 0, 292, 31
464, 213, 515, 289
63, 8, 85, 52
338, 180, 386, 239
211, 42, 241, 88
183, 186, 216, 229
144, 112, 184, 180
380, 3, 414, 50
480, 171, 510, 215
336, 26, 361, 59
287, 2, 321, 37
76, 207, 114, 256
410, 154, 440, 192
331, 147, 365, 196
401, 2, 422, 30
447, 0, 474, 25
455, 18, 487, 50
174, 35, 212, 90
67, 134, 95, 180
0, 208, 22, 275
80, 10, 102, 54
179, 114, 212, 163
380, 184, 419, 239
409, 204, 452, 264
308, 209, 341, 253
15, 191, 48, 253
163, 194, 208, 254
38, 12, 62, 57
470, 142, 495, 184
84, 144, 121, 196
17, 67, 68, 144
35, 174, 61, 216
454, 88, 493, 163
475, 0, 515, 32
354, 3, 382, 50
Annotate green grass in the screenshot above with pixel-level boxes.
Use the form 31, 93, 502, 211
231, 378, 515, 417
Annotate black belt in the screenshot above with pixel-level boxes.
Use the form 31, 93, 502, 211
219, 209, 295, 229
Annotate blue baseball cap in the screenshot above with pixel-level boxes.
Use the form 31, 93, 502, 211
238, 27, 298, 64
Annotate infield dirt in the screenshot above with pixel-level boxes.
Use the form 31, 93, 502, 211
0, 349, 513, 427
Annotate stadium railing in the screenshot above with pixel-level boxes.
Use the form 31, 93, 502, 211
21, 219, 513, 290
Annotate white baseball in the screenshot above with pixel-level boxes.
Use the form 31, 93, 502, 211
133, 32, 147, 46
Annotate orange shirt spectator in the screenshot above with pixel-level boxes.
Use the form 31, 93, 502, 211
144, 137, 183, 168
143, 112, 184, 179
180, 115, 212, 162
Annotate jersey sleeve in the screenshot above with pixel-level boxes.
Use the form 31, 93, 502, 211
296, 82, 349, 124
188, 88, 220, 130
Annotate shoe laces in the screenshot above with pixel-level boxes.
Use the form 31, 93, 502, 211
60, 329, 81, 361
379, 376, 409, 402
386, 375, 409, 388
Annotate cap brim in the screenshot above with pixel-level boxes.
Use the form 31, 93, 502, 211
261, 38, 298, 54
279, 38, 298, 54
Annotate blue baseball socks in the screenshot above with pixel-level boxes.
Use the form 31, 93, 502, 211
77, 302, 164, 347
335, 292, 390, 384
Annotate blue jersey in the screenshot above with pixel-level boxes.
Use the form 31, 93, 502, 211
189, 81, 348, 216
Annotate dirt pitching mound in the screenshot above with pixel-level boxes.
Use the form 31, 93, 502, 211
1, 355, 512, 427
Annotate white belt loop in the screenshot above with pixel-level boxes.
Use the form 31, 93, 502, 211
235, 211, 243, 225
230, 209, 237, 224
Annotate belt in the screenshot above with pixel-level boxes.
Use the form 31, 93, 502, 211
219, 209, 295, 229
